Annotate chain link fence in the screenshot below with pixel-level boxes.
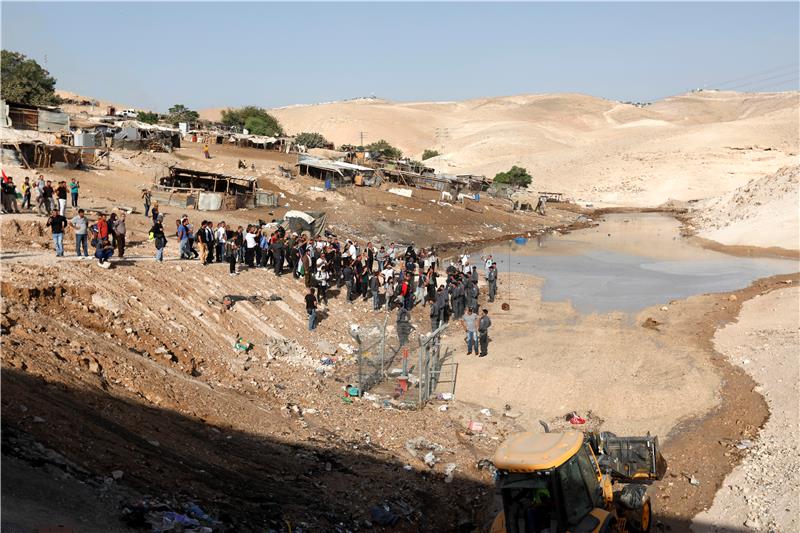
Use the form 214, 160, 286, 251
350, 315, 458, 408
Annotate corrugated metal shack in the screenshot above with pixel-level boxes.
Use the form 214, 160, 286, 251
112, 121, 181, 152
296, 155, 377, 187
152, 166, 276, 211
1, 100, 70, 132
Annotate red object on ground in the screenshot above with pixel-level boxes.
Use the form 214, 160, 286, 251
569, 416, 586, 425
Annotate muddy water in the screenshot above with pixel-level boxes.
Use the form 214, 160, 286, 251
482, 213, 798, 313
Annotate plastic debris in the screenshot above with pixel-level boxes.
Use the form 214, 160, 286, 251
479, 408, 492, 417
444, 463, 457, 483
467, 420, 484, 433
370, 505, 399, 526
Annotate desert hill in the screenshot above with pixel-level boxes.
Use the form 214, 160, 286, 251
693, 164, 800, 250
203, 90, 799, 206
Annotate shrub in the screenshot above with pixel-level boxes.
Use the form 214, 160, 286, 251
366, 139, 402, 159
221, 106, 283, 136
493, 165, 532, 187
422, 149, 440, 160
295, 132, 329, 149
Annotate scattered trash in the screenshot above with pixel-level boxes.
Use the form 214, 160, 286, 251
736, 439, 754, 450
111, 469, 124, 480
467, 420, 484, 433
320, 357, 335, 366
689, 475, 700, 486
405, 437, 446, 466
436, 392, 454, 401
344, 385, 360, 397
423, 451, 437, 467
479, 408, 492, 417
438, 405, 448, 412
444, 463, 457, 483
403, 464, 413, 471
566, 412, 586, 425
233, 337, 253, 352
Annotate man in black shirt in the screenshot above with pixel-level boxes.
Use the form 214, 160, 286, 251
305, 288, 318, 331
46, 208, 68, 257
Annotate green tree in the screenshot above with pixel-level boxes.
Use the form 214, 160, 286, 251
137, 111, 159, 124
421, 149, 440, 160
295, 132, 329, 149
221, 106, 283, 136
1, 50, 61, 106
493, 165, 533, 188
366, 139, 402, 159
166, 104, 199, 125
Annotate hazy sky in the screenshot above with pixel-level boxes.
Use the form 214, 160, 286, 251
2, 2, 798, 112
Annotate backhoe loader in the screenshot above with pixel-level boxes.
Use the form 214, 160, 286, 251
490, 430, 667, 533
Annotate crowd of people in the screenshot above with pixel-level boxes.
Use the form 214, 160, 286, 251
157, 215, 494, 352
1, 174, 81, 216
3, 172, 495, 355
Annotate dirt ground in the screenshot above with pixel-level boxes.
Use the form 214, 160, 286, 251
693, 287, 799, 532
2, 139, 798, 531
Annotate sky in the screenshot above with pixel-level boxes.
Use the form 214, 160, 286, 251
2, 2, 798, 112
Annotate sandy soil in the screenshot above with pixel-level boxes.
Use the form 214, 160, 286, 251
202, 91, 799, 207
442, 272, 721, 439
691, 165, 800, 251
693, 287, 800, 532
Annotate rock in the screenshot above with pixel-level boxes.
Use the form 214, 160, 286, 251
147, 439, 160, 447
503, 411, 522, 419
316, 340, 337, 356
32, 416, 45, 423
689, 476, 700, 486
88, 360, 101, 374
660, 306, 669, 311
728, 294, 738, 301
111, 469, 124, 480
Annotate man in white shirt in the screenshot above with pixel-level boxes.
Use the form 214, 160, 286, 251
244, 226, 257, 267
215, 222, 227, 263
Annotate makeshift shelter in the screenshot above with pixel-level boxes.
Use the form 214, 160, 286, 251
111, 121, 180, 152
0, 100, 70, 132
152, 166, 275, 211
0, 140, 107, 170
281, 210, 327, 237
296, 155, 376, 187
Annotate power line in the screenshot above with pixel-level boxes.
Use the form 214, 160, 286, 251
707, 63, 798, 89
727, 70, 799, 91
742, 74, 800, 92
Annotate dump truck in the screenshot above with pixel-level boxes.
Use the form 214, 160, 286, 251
490, 430, 667, 533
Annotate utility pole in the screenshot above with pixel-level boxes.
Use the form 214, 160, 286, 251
359, 131, 367, 148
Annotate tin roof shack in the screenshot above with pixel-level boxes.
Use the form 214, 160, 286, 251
296, 155, 377, 188
1, 100, 70, 132
153, 167, 275, 211
0, 140, 96, 170
373, 158, 437, 187
112, 121, 181, 152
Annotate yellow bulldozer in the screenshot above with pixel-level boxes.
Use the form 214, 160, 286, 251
489, 430, 667, 533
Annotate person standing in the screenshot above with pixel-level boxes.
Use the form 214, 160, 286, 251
69, 178, 80, 207
150, 200, 159, 224
314, 258, 329, 306
396, 306, 413, 347
46, 209, 67, 257
203, 144, 210, 159
462, 307, 478, 355
370, 270, 381, 310
2, 178, 20, 213
305, 288, 318, 331
487, 264, 498, 303
342, 260, 355, 303
244, 225, 257, 267
272, 237, 285, 275
56, 181, 68, 216
21, 177, 31, 210
203, 221, 215, 264
177, 217, 190, 259
70, 208, 89, 257
142, 189, 151, 217
96, 212, 109, 240
478, 309, 492, 357
41, 180, 54, 215
227, 228, 242, 276
197, 220, 209, 265
151, 214, 166, 262
215, 222, 227, 263
113, 213, 127, 258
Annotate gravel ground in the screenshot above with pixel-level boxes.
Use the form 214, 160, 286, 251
693, 287, 800, 532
